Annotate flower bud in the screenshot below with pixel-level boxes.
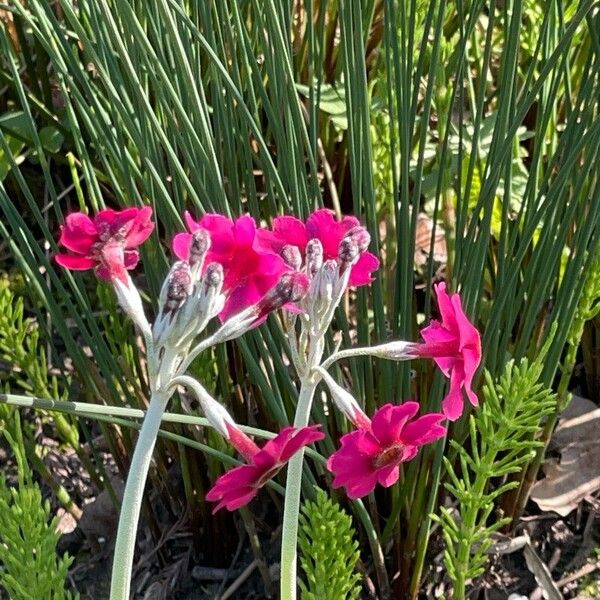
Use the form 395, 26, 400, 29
112, 274, 152, 340
315, 259, 338, 304
281, 244, 302, 271
153, 261, 193, 347
337, 237, 360, 266
317, 367, 371, 429
306, 238, 323, 276
188, 229, 211, 273
162, 261, 193, 318
178, 262, 225, 344
344, 225, 371, 252
203, 262, 224, 291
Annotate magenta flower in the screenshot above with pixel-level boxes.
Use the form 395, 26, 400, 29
326, 402, 446, 499
412, 282, 482, 421
256, 209, 380, 286
206, 425, 325, 512
55, 207, 154, 284
172, 212, 292, 321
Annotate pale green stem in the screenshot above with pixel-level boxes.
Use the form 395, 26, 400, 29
109, 389, 170, 600
319, 341, 414, 372
280, 376, 319, 600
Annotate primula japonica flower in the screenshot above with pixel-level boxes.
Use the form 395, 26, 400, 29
55, 207, 154, 284
256, 208, 380, 287
327, 402, 446, 499
412, 282, 482, 421
172, 212, 293, 321
206, 424, 325, 512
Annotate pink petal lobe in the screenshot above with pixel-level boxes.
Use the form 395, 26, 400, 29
306, 209, 343, 258
434, 282, 459, 333
125, 206, 154, 246
54, 254, 97, 270
273, 216, 309, 248
349, 252, 380, 287
59, 213, 98, 254
184, 211, 201, 232
376, 464, 400, 488
400, 414, 447, 446
441, 369, 466, 421
371, 402, 420, 447
172, 232, 193, 261
233, 214, 257, 247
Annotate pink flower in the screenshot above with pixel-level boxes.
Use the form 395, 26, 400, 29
256, 209, 380, 287
172, 212, 292, 321
327, 402, 446, 499
412, 282, 482, 421
206, 425, 325, 512
55, 207, 154, 284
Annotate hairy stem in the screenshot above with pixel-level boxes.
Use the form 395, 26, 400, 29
109, 390, 170, 600
280, 376, 319, 600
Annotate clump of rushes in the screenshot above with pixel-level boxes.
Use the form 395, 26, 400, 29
298, 488, 361, 600
54, 205, 482, 600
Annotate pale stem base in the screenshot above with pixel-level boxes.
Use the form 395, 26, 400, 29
279, 377, 318, 600
109, 390, 169, 600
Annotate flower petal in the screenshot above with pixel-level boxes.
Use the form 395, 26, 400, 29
371, 402, 420, 447
376, 464, 400, 488
441, 368, 466, 421
349, 252, 380, 287
125, 206, 154, 247
232, 214, 257, 247
59, 213, 98, 254
54, 253, 97, 270
172, 232, 193, 261
400, 414, 447, 446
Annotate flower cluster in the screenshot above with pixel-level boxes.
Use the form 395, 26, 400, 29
55, 205, 482, 509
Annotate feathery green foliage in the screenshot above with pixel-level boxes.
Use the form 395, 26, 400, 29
0, 411, 77, 600
298, 488, 361, 600
435, 331, 558, 598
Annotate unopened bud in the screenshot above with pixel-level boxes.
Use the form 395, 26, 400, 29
163, 261, 192, 316
270, 272, 310, 307
154, 261, 194, 347
317, 367, 371, 429
344, 226, 371, 252
203, 262, 224, 291
253, 272, 310, 323
317, 259, 338, 303
338, 238, 359, 266
189, 229, 211, 269
306, 238, 323, 276
281, 244, 302, 271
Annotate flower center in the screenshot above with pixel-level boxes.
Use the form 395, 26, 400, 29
254, 463, 284, 488
373, 444, 405, 469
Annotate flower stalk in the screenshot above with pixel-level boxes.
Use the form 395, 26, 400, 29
280, 375, 320, 600
109, 389, 171, 600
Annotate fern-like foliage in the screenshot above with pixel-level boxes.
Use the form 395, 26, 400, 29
0, 277, 77, 446
0, 411, 77, 600
298, 488, 362, 600
435, 335, 558, 599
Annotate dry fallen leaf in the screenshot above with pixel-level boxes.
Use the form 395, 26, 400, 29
531, 395, 600, 516
414, 213, 447, 269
